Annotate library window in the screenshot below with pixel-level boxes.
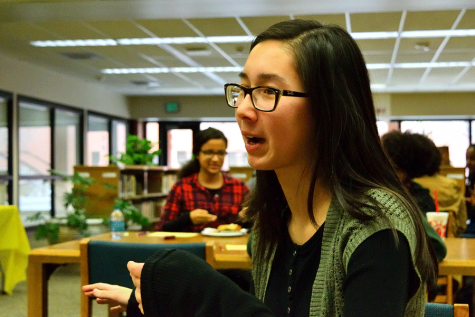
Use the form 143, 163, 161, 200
0, 92, 11, 205
19, 101, 52, 220
167, 129, 193, 169
54, 109, 83, 218
87, 115, 109, 166
112, 120, 128, 160
146, 122, 160, 165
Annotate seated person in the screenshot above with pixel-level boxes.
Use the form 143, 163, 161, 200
381, 130, 447, 261
155, 127, 250, 232
465, 144, 475, 234
407, 133, 467, 237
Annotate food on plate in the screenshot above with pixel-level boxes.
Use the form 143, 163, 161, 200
217, 224, 242, 232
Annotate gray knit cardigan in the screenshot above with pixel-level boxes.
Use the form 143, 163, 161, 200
251, 189, 426, 316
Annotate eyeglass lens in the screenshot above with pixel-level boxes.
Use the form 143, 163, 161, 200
201, 150, 226, 157
227, 85, 277, 111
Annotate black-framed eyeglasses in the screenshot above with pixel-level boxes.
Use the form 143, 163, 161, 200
200, 150, 227, 158
224, 83, 308, 112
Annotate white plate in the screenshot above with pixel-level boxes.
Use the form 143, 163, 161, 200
201, 227, 248, 237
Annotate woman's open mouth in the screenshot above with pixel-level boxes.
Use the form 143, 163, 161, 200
246, 136, 264, 145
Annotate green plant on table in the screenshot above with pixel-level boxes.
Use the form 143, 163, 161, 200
27, 170, 95, 244
109, 134, 161, 166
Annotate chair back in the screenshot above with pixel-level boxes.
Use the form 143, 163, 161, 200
87, 240, 205, 288
80, 239, 206, 317
425, 303, 469, 317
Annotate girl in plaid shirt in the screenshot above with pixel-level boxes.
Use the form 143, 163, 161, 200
155, 127, 250, 232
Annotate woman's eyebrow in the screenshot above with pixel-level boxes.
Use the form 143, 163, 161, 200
238, 72, 288, 84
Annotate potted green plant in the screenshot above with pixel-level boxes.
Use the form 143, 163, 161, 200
109, 134, 161, 166
28, 170, 97, 244
102, 198, 152, 230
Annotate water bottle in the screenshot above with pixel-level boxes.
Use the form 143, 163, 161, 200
110, 205, 125, 239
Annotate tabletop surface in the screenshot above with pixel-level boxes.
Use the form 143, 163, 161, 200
29, 231, 249, 257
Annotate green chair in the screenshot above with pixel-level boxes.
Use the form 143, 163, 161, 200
80, 238, 206, 317
424, 303, 469, 317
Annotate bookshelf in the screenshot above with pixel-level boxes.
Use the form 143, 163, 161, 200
74, 165, 178, 222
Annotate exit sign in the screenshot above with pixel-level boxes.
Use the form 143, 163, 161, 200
165, 102, 179, 113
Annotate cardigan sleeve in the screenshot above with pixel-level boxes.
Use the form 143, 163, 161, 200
126, 288, 144, 317
140, 249, 274, 317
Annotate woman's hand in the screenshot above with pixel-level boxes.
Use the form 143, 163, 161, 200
81, 283, 132, 313
128, 261, 145, 314
190, 209, 217, 224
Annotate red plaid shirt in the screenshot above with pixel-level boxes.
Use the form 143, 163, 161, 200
156, 173, 250, 232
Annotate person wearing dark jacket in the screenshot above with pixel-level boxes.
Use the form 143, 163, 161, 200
381, 130, 447, 261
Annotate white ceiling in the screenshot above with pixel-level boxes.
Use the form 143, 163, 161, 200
0, 0, 474, 96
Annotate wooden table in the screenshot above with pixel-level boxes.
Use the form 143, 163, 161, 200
28, 231, 251, 317
439, 238, 475, 276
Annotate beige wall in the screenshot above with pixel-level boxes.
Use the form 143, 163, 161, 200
128, 92, 475, 121
127, 95, 235, 120
0, 52, 130, 118
391, 92, 475, 118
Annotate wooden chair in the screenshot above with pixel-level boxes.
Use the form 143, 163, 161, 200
80, 238, 207, 317
425, 303, 469, 317
431, 211, 455, 305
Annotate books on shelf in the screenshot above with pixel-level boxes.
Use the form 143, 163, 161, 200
161, 173, 177, 193
120, 174, 137, 198
134, 199, 166, 222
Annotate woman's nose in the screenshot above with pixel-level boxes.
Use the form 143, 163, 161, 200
235, 94, 257, 121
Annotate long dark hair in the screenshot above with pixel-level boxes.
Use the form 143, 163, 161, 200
177, 127, 228, 179
244, 19, 437, 286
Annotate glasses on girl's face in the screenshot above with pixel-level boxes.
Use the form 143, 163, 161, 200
200, 150, 227, 158
224, 83, 308, 112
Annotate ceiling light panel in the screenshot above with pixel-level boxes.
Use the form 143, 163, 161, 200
457, 67, 475, 84
186, 18, 248, 36
390, 68, 427, 85
350, 12, 402, 32
457, 9, 475, 29
355, 38, 397, 52
90, 46, 163, 65
34, 21, 105, 40
361, 52, 393, 64
368, 69, 390, 83
0, 21, 53, 41
403, 10, 462, 31
444, 36, 475, 49
134, 19, 198, 37
239, 16, 291, 35
294, 14, 347, 29
424, 67, 466, 85
86, 20, 151, 39
398, 37, 443, 51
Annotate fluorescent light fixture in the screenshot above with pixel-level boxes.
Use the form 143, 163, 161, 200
30, 29, 475, 48
207, 36, 255, 43
401, 29, 475, 38
30, 39, 117, 47
350, 32, 398, 39
101, 66, 242, 74
395, 62, 473, 68
366, 63, 392, 69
